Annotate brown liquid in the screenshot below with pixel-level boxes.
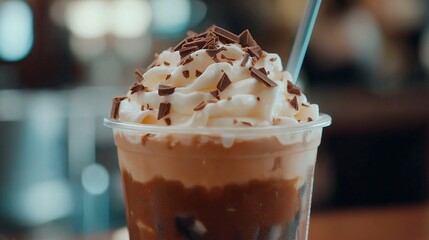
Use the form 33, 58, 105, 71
121, 171, 304, 240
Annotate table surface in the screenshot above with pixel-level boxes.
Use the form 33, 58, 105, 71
309, 203, 429, 240
81, 202, 429, 240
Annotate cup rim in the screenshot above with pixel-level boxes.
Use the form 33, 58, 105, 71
104, 114, 331, 136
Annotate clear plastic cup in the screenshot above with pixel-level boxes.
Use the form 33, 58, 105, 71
105, 114, 331, 240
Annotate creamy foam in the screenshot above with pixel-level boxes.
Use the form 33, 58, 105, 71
115, 133, 319, 188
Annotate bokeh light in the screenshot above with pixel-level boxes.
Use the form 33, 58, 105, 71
151, 0, 191, 36
0, 1, 34, 62
17, 180, 73, 226
81, 163, 110, 195
65, 0, 109, 39
65, 0, 152, 39
111, 0, 152, 38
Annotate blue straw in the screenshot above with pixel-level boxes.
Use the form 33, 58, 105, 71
286, 0, 322, 83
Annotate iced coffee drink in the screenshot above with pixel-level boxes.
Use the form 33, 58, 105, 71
106, 26, 331, 240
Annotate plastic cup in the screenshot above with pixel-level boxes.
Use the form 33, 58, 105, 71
105, 114, 331, 240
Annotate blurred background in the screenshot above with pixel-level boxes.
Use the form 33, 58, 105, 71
0, 0, 428, 239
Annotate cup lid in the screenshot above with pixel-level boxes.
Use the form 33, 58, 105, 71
104, 114, 331, 136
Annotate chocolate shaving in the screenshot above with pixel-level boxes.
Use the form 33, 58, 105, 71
165, 74, 171, 80
111, 96, 127, 119
288, 96, 299, 111
273, 118, 282, 125
206, 48, 225, 62
287, 80, 302, 96
179, 45, 198, 58
301, 103, 309, 107
173, 39, 188, 51
202, 34, 219, 49
221, 54, 236, 61
250, 67, 277, 87
182, 70, 190, 78
258, 67, 267, 75
256, 97, 260, 101
193, 101, 206, 111
246, 46, 263, 59
197, 30, 212, 39
141, 133, 153, 145
211, 26, 239, 44
141, 105, 145, 111
210, 90, 220, 99
216, 73, 232, 92
269, 57, 277, 62
134, 69, 144, 81
165, 118, 172, 126
241, 121, 253, 126
164, 61, 170, 66
130, 82, 146, 94
195, 70, 203, 77
207, 99, 218, 104
157, 102, 171, 120
240, 53, 250, 67
238, 30, 252, 47
308, 117, 313, 122
251, 57, 258, 66
179, 55, 194, 66
183, 39, 207, 50
158, 85, 176, 96
238, 29, 258, 47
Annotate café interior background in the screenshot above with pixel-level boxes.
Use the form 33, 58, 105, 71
0, 0, 428, 238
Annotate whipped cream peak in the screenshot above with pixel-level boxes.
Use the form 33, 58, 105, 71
111, 25, 319, 128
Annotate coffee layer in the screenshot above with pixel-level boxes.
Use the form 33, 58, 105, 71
121, 171, 313, 240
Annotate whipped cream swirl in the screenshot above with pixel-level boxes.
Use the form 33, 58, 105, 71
117, 34, 318, 128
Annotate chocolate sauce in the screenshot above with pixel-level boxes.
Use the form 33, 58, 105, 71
121, 171, 305, 240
